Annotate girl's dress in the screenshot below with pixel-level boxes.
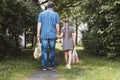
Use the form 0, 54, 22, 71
61, 26, 74, 51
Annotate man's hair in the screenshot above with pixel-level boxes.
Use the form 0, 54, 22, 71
47, 2, 55, 8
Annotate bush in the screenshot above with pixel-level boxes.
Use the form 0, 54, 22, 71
82, 0, 120, 58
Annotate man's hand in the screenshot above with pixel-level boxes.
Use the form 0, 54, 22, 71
56, 34, 60, 39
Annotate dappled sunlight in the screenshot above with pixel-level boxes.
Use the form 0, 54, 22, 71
0, 50, 40, 80
1, 0, 120, 80
76, 45, 85, 51
0, 44, 120, 80
57, 44, 120, 80
58, 61, 120, 80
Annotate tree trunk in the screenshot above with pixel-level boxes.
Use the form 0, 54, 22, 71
31, 27, 37, 49
24, 27, 27, 48
75, 18, 78, 45
31, 34, 34, 49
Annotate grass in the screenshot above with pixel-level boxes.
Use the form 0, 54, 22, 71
56, 43, 120, 80
0, 43, 120, 80
0, 50, 40, 80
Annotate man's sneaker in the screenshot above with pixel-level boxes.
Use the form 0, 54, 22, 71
42, 67, 47, 71
66, 64, 71, 69
48, 67, 56, 71
48, 67, 54, 70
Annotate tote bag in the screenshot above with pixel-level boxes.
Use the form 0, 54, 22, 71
72, 48, 79, 64
33, 41, 42, 59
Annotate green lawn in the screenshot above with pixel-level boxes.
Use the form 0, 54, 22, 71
56, 43, 120, 80
0, 43, 120, 80
0, 50, 40, 80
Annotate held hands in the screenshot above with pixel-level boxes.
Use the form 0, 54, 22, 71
57, 33, 63, 39
56, 32, 60, 39
56, 34, 63, 39
56, 32, 62, 39
56, 34, 60, 39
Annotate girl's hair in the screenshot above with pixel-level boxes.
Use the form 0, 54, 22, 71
62, 18, 69, 23
62, 18, 69, 27
63, 26, 72, 38
62, 18, 72, 37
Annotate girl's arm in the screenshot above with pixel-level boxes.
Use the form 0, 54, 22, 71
58, 32, 64, 38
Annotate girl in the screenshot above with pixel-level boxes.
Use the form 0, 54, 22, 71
58, 19, 76, 69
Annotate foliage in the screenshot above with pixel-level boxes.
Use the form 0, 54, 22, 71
0, 0, 40, 58
81, 0, 120, 58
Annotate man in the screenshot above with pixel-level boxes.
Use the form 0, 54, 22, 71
37, 2, 60, 70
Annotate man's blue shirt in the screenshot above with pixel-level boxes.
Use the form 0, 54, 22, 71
38, 8, 60, 39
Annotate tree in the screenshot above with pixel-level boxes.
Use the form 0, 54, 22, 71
81, 0, 120, 58
0, 0, 40, 58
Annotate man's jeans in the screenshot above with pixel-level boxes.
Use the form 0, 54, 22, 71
40, 38, 56, 68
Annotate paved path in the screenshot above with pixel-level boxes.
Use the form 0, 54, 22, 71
29, 70, 60, 80
29, 52, 61, 80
